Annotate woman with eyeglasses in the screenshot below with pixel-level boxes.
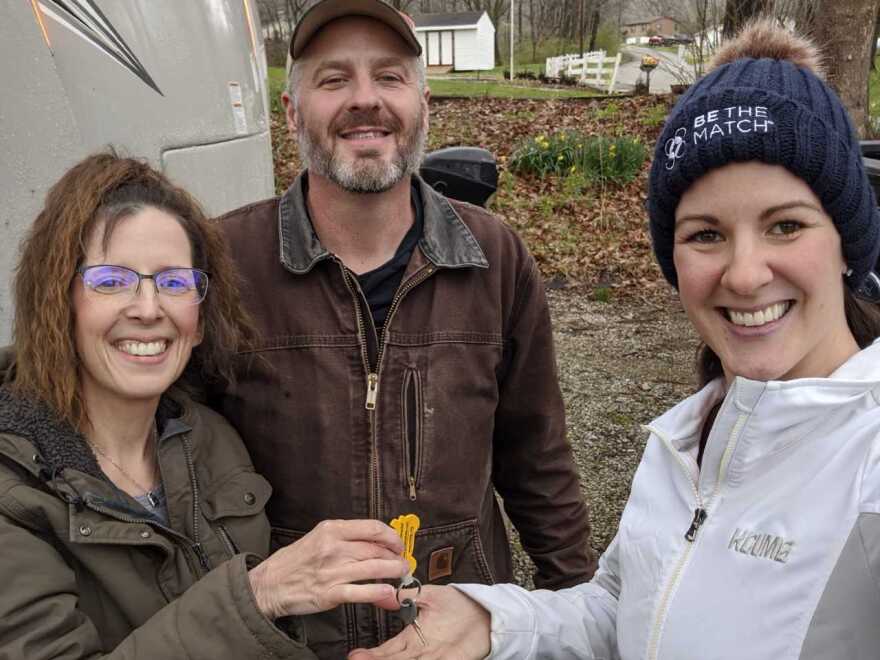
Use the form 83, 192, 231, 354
0, 153, 409, 658
351, 20, 880, 660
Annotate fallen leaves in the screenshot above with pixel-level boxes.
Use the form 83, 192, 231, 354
271, 95, 675, 298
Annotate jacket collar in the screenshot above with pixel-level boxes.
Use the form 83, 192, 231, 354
0, 387, 188, 485
646, 340, 880, 495
277, 171, 489, 274
649, 339, 880, 448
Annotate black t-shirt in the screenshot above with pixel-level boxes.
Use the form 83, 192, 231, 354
301, 175, 424, 331
356, 183, 423, 329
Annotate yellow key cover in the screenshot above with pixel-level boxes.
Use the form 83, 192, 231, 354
390, 513, 420, 574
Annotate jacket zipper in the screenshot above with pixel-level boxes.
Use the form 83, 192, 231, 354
181, 435, 211, 571
402, 368, 422, 501
369, 264, 434, 646
83, 425, 211, 576
338, 262, 436, 516
338, 263, 380, 523
372, 264, 435, 399
339, 260, 436, 646
217, 522, 240, 557
645, 410, 746, 660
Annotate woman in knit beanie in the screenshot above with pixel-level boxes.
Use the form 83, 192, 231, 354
648, 19, 880, 388
352, 21, 880, 660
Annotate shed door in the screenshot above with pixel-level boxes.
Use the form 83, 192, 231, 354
427, 31, 441, 65
441, 31, 454, 65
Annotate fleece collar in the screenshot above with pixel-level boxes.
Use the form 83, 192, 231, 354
0, 388, 183, 483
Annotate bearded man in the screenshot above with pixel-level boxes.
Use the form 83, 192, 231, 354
213, 1, 595, 656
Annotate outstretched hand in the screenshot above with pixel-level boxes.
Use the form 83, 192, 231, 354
349, 585, 491, 660
249, 519, 409, 618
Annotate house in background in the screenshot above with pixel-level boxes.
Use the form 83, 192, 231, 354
412, 11, 494, 71
622, 16, 681, 43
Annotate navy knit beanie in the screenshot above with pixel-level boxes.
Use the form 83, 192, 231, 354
647, 23, 880, 290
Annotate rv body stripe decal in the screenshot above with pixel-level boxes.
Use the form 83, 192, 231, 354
38, 0, 163, 96
52, 0, 135, 63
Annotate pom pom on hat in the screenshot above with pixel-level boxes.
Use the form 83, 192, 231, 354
709, 19, 825, 77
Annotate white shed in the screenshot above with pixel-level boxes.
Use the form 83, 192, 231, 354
412, 11, 495, 71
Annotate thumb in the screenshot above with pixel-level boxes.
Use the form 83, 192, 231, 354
372, 590, 403, 612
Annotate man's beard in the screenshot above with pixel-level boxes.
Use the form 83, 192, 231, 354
297, 107, 426, 194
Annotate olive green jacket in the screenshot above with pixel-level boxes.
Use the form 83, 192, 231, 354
0, 381, 317, 659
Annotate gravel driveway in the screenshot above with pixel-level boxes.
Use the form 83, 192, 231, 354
507, 287, 700, 588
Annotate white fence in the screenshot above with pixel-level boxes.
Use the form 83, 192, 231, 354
545, 50, 622, 94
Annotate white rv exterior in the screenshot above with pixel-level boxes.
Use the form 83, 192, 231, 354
0, 0, 274, 343
414, 11, 494, 71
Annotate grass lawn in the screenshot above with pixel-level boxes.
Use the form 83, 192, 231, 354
427, 78, 600, 98
439, 63, 544, 79
267, 67, 286, 113
268, 66, 601, 101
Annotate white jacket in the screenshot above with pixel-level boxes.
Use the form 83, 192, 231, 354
458, 342, 880, 659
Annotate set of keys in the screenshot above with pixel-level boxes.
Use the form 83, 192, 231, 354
389, 513, 427, 646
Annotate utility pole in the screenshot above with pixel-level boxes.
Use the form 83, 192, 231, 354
509, 0, 515, 80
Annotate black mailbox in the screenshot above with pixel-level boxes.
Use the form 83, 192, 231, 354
419, 147, 498, 208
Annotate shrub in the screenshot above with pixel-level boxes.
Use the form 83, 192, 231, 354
509, 131, 646, 186
580, 136, 647, 185
592, 286, 612, 303
640, 103, 668, 128
595, 101, 620, 120
509, 131, 581, 178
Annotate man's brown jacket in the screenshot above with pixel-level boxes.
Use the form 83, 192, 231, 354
213, 173, 595, 657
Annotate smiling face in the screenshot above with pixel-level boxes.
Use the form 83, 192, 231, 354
283, 16, 428, 193
673, 162, 859, 383
72, 206, 202, 411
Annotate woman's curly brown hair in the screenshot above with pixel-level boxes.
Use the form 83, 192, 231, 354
12, 151, 256, 430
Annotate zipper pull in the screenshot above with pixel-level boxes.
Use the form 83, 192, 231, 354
365, 373, 379, 410
408, 476, 417, 501
192, 542, 211, 570
684, 508, 707, 542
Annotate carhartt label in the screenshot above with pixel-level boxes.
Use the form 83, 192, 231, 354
692, 106, 774, 144
428, 546, 454, 581
728, 527, 794, 563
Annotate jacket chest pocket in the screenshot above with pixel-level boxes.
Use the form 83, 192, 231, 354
401, 368, 424, 501
201, 471, 272, 559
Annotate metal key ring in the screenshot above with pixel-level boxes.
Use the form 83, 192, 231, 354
395, 575, 423, 605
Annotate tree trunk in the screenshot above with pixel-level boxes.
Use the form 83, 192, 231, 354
529, 0, 537, 61
517, 0, 523, 49
722, 0, 771, 39
588, 9, 599, 52
578, 0, 585, 54
871, 10, 880, 70
812, 0, 880, 137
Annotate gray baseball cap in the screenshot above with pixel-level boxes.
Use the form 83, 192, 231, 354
289, 0, 422, 59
